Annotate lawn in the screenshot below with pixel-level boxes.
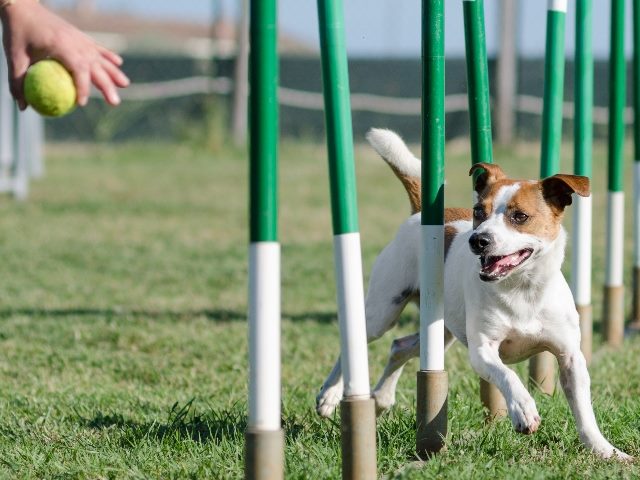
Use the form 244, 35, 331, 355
0, 137, 639, 479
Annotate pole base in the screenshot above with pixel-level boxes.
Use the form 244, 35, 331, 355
245, 428, 285, 480
340, 397, 377, 480
480, 378, 507, 419
528, 352, 556, 395
603, 285, 624, 348
416, 370, 448, 457
577, 304, 592, 364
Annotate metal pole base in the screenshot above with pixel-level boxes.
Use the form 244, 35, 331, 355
631, 267, 640, 325
416, 370, 448, 457
528, 352, 556, 395
577, 304, 592, 364
245, 428, 285, 480
479, 378, 507, 419
340, 397, 377, 480
603, 285, 624, 347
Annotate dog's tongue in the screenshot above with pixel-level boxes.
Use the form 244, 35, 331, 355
483, 251, 526, 274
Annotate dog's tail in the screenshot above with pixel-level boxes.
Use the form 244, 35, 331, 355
366, 128, 422, 214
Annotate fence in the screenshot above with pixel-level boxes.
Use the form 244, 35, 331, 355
44, 54, 633, 144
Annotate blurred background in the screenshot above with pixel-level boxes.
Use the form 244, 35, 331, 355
33, 0, 640, 144
1, 0, 637, 197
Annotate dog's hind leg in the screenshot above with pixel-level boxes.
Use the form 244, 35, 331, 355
315, 296, 405, 418
316, 223, 420, 418
372, 329, 454, 415
372, 333, 419, 414
315, 276, 411, 418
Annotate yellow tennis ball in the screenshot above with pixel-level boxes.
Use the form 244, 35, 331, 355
24, 59, 77, 117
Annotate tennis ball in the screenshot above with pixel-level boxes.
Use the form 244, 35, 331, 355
24, 59, 77, 117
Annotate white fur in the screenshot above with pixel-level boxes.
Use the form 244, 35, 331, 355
316, 129, 631, 461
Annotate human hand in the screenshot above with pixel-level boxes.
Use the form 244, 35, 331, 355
0, 0, 129, 110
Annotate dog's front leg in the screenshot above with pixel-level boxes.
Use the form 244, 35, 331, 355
469, 342, 541, 434
556, 350, 632, 461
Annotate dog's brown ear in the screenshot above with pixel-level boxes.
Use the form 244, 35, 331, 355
469, 163, 506, 195
541, 174, 590, 212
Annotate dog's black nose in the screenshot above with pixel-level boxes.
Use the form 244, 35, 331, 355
469, 232, 492, 254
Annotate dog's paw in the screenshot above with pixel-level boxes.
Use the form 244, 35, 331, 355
372, 389, 395, 416
507, 395, 541, 434
612, 449, 634, 463
591, 444, 633, 462
315, 385, 342, 418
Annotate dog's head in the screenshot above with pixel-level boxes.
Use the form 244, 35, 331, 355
467, 163, 590, 283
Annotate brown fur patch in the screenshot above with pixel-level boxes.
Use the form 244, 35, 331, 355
445, 207, 472, 223
541, 174, 591, 213
477, 180, 564, 240
473, 178, 521, 229
444, 225, 457, 259
469, 163, 507, 195
389, 164, 421, 214
445, 208, 472, 259
508, 182, 564, 239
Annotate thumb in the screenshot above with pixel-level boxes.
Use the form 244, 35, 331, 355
8, 51, 30, 110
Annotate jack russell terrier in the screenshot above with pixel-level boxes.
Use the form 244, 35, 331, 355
316, 128, 631, 460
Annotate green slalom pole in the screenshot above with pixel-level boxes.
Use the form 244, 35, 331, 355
632, 0, 640, 326
604, 0, 626, 347
463, 0, 493, 167
572, 0, 594, 361
245, 1, 284, 479
416, 0, 448, 458
539, 2, 566, 178
462, 0, 506, 420
317, 1, 377, 477
529, 0, 566, 395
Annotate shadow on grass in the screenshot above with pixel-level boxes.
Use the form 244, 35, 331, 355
79, 400, 247, 445
78, 399, 309, 446
0, 308, 337, 324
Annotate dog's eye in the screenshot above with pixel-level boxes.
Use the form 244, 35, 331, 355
473, 206, 486, 221
511, 211, 529, 224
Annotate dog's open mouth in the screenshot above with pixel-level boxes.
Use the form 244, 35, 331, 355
479, 248, 533, 281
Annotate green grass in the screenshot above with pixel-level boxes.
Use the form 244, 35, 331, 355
0, 138, 639, 478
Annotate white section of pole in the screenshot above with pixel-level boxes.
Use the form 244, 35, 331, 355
0, 51, 14, 179
27, 109, 45, 179
419, 224, 445, 372
571, 194, 592, 306
248, 242, 281, 431
548, 0, 568, 13
605, 191, 625, 287
334, 232, 371, 398
13, 109, 29, 200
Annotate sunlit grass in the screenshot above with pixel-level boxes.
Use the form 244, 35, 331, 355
0, 138, 637, 478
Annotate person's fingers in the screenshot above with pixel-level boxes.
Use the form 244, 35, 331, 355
98, 46, 123, 66
101, 58, 129, 88
8, 50, 30, 110
91, 65, 120, 106
72, 66, 91, 106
